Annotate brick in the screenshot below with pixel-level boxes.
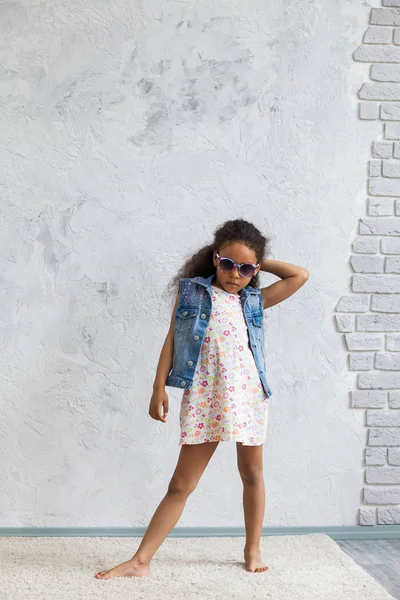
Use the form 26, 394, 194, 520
349, 353, 374, 370
360, 217, 400, 233
352, 274, 400, 292
394, 141, 400, 157
382, 159, 400, 177
386, 334, 400, 350
366, 466, 400, 483
375, 350, 400, 368
351, 390, 387, 408
395, 200, 400, 215
366, 447, 387, 465
381, 103, 400, 119
363, 25, 393, 44
386, 256, 400, 272
345, 333, 383, 351
364, 486, 400, 503
395, 29, 400, 44
377, 507, 400, 524
369, 177, 400, 197
383, 1, 400, 7
371, 8, 400, 26
388, 448, 400, 464
367, 409, 400, 425
360, 372, 400, 392
376, 351, 400, 369
371, 293, 400, 311
354, 45, 400, 62
336, 295, 369, 312
357, 313, 400, 330
389, 390, 400, 406
360, 102, 380, 120
381, 237, 400, 253
360, 82, 400, 100
369, 159, 382, 175
368, 196, 394, 215
385, 122, 400, 139
372, 141, 393, 157
353, 237, 380, 253
335, 314, 355, 332
359, 507, 377, 526
350, 255, 384, 272
371, 64, 400, 81
368, 427, 400, 445
369, 160, 382, 177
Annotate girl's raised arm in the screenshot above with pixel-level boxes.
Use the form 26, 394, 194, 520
258, 258, 309, 310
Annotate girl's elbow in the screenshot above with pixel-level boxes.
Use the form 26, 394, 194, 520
301, 269, 309, 280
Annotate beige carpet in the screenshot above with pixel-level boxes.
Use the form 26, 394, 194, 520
0, 533, 396, 599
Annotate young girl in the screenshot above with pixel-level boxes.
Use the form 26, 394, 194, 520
95, 218, 309, 579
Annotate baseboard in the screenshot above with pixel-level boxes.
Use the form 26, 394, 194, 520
0, 525, 399, 539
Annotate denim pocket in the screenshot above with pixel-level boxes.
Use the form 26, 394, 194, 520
176, 307, 199, 319
174, 306, 199, 354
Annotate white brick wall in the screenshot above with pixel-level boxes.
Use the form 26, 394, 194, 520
339, 2, 400, 526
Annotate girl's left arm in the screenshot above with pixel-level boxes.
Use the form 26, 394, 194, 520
258, 258, 309, 310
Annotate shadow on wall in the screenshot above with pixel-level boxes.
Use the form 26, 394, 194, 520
335, 1, 400, 527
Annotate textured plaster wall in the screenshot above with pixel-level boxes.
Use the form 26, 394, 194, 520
0, 0, 378, 527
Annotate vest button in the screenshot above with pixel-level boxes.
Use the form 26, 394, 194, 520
194, 335, 199, 340
180, 381, 186, 387
201, 313, 206, 319
183, 311, 188, 316
188, 360, 193, 366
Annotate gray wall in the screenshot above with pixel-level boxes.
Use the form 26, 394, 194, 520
0, 0, 380, 527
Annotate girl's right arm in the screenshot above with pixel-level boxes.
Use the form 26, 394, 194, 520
149, 293, 180, 423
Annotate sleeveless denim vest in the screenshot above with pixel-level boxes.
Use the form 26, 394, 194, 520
165, 272, 272, 399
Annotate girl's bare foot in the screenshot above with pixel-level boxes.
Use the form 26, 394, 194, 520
95, 558, 150, 579
244, 547, 269, 573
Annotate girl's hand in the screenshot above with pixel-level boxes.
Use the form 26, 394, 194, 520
149, 388, 169, 423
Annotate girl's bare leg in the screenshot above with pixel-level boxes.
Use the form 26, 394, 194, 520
236, 442, 269, 573
95, 441, 219, 579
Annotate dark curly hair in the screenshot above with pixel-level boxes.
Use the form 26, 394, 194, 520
165, 218, 272, 306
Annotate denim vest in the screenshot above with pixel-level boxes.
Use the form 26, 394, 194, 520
165, 272, 272, 399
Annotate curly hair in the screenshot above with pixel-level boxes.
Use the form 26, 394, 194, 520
165, 218, 272, 306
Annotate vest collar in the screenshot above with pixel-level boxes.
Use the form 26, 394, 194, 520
192, 273, 259, 297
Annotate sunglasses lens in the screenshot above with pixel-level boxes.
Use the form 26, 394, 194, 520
239, 264, 255, 278
219, 258, 234, 272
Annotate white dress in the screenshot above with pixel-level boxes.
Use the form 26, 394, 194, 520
179, 284, 269, 446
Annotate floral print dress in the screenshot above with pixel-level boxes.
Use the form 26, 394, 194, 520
179, 284, 269, 447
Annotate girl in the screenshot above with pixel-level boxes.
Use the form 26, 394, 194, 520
95, 218, 309, 579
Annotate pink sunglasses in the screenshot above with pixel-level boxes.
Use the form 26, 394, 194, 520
215, 253, 259, 278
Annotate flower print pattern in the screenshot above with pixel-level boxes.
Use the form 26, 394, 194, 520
179, 284, 269, 447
